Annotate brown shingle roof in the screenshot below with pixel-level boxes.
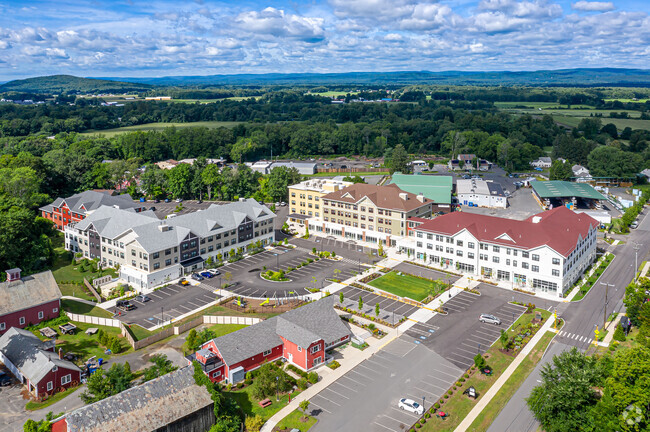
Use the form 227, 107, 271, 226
322, 183, 430, 212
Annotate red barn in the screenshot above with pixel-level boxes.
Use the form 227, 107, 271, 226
0, 269, 62, 335
188, 297, 350, 383
0, 327, 81, 398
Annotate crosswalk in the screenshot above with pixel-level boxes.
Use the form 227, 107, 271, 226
557, 330, 594, 344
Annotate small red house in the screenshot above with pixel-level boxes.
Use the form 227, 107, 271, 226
0, 327, 81, 398
0, 269, 62, 335
188, 297, 350, 383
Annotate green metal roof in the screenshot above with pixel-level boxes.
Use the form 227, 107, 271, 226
389, 173, 453, 204
531, 181, 606, 200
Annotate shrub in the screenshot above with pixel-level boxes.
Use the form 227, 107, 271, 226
110, 338, 122, 354
226, 383, 232, 391
613, 325, 627, 342
425, 412, 431, 419
331, 251, 336, 257
245, 379, 253, 386
434, 402, 440, 409
474, 353, 486, 370
297, 378, 308, 390
460, 377, 465, 382
275, 359, 283, 367
245, 415, 265, 432
464, 373, 469, 378
448, 390, 453, 395
307, 372, 319, 384
415, 424, 421, 429
444, 394, 449, 399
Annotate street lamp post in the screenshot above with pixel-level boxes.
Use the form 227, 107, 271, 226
219, 275, 222, 298
633, 242, 642, 282
600, 282, 615, 329
422, 396, 426, 417
276, 376, 279, 401
274, 253, 279, 271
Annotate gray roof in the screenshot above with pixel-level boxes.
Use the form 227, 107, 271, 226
537, 157, 552, 163
0, 328, 80, 384
209, 297, 350, 366
487, 182, 506, 197
0, 270, 61, 316
40, 191, 139, 215
73, 207, 159, 239
62, 366, 213, 432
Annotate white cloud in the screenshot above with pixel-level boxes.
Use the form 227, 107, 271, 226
571, 1, 615, 12
235, 7, 325, 43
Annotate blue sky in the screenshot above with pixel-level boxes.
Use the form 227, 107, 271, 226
0, 0, 649, 80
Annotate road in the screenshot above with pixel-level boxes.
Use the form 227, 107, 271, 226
487, 208, 650, 432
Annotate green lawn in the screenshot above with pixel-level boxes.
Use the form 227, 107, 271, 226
466, 331, 555, 432
508, 308, 551, 334
51, 246, 117, 284
227, 385, 302, 421
274, 408, 317, 431
62, 299, 113, 318
81, 121, 244, 137
206, 323, 248, 336
32, 321, 130, 364
307, 91, 358, 97
58, 283, 96, 301
552, 115, 650, 131
25, 385, 82, 411
368, 271, 440, 301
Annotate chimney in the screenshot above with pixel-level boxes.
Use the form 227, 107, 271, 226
6, 268, 21, 282
416, 193, 425, 203
399, 192, 408, 201
59, 348, 63, 359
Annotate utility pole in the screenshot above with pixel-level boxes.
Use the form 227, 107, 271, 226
600, 282, 615, 328
633, 242, 642, 282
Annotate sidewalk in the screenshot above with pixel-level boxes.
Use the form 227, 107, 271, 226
454, 318, 554, 432
260, 328, 403, 432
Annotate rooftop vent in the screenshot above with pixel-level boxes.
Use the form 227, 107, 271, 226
6, 268, 21, 282
532, 216, 542, 224
399, 192, 409, 201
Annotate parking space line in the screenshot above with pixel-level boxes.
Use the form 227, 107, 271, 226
350, 369, 376, 380
312, 393, 341, 406
364, 358, 389, 369
357, 363, 381, 374
423, 374, 454, 387
457, 345, 478, 355
330, 381, 358, 393
340, 375, 366, 386
149, 292, 164, 299
415, 385, 439, 396
321, 387, 349, 400
390, 406, 420, 419
428, 368, 460, 379
309, 402, 331, 414
373, 421, 399, 432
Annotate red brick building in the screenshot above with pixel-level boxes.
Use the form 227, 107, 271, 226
40, 190, 144, 231
188, 298, 350, 383
0, 269, 62, 335
0, 328, 81, 398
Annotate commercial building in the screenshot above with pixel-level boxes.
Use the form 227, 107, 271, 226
40, 190, 145, 231
188, 298, 350, 383
398, 206, 598, 297
309, 183, 434, 246
0, 269, 61, 335
0, 328, 81, 398
388, 173, 453, 212
456, 178, 507, 208
52, 366, 215, 432
288, 178, 353, 224
64, 199, 275, 289
531, 180, 605, 210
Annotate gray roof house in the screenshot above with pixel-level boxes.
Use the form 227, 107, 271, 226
0, 328, 80, 396
191, 297, 351, 381
530, 157, 552, 168
52, 366, 215, 432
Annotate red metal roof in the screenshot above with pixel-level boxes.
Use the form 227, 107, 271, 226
414, 206, 598, 257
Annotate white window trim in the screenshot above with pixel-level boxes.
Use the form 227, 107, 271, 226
0, 323, 5, 330
311, 345, 321, 354
38, 311, 44, 319
297, 346, 302, 352
47, 381, 53, 391
263, 349, 272, 356
61, 374, 72, 385
52, 366, 58, 372
19, 317, 25, 325
212, 371, 221, 378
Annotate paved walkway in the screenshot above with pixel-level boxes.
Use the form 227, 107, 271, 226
454, 318, 554, 432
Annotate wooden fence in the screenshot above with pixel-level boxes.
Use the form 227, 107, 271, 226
65, 312, 121, 328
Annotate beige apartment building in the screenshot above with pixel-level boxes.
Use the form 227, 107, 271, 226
309, 183, 433, 246
288, 179, 352, 224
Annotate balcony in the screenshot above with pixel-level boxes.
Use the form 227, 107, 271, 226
186, 353, 224, 373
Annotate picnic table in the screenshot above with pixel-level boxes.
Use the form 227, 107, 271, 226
481, 367, 493, 376
436, 411, 448, 420
85, 327, 99, 336
39, 327, 57, 338
59, 323, 78, 335
259, 398, 272, 408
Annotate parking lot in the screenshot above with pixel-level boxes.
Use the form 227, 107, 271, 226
113, 283, 219, 329
404, 289, 527, 369
336, 285, 421, 323
310, 338, 463, 432
201, 247, 360, 299
292, 237, 378, 263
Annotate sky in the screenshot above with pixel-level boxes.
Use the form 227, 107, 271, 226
0, 0, 649, 80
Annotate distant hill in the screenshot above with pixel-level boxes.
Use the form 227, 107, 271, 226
102, 68, 650, 87
0, 75, 154, 94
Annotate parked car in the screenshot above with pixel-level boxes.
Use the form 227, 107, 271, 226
631, 221, 639, 229
398, 398, 424, 415
200, 271, 213, 279
136, 295, 151, 302
191, 273, 204, 281
179, 278, 190, 286
280, 202, 287, 206
164, 198, 171, 203
175, 198, 183, 203
116, 300, 136, 311
154, 199, 160, 203
149, 206, 156, 211
197, 199, 203, 204
208, 269, 221, 276
0, 371, 12, 386
479, 313, 501, 325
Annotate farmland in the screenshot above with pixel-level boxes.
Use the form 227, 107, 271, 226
82, 121, 245, 137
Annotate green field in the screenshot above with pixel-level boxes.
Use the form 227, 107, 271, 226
275, 408, 317, 431
368, 271, 439, 302
227, 385, 302, 422
603, 98, 650, 103
307, 91, 358, 97
62, 299, 113, 318
82, 121, 245, 137
551, 115, 650, 131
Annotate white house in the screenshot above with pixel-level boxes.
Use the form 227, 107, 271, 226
398, 206, 598, 298
530, 157, 552, 168
456, 179, 507, 209
572, 165, 592, 183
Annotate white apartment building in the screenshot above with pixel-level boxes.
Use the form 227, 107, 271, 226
398, 206, 598, 298
64, 199, 275, 289
287, 178, 352, 223
456, 179, 507, 209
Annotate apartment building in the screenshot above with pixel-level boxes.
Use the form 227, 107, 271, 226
64, 199, 275, 289
40, 190, 145, 231
287, 179, 352, 224
309, 183, 434, 246
397, 206, 598, 298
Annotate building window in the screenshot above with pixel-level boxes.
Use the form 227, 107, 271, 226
19, 317, 25, 325
468, 252, 474, 259
311, 345, 321, 354
532, 265, 539, 272
493, 246, 500, 253
522, 262, 529, 269
212, 371, 221, 378
552, 269, 560, 277
297, 346, 302, 352
153, 252, 159, 259
165, 259, 171, 266
53, 308, 58, 313
522, 251, 529, 258
263, 349, 272, 356
532, 254, 540, 262
456, 240, 463, 247
552, 258, 560, 265
153, 263, 160, 270
38, 311, 44, 319
468, 242, 475, 249
61, 374, 72, 385
0, 323, 5, 331
47, 381, 53, 391
492, 256, 499, 263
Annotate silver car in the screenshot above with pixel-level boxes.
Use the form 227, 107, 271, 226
479, 313, 501, 325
